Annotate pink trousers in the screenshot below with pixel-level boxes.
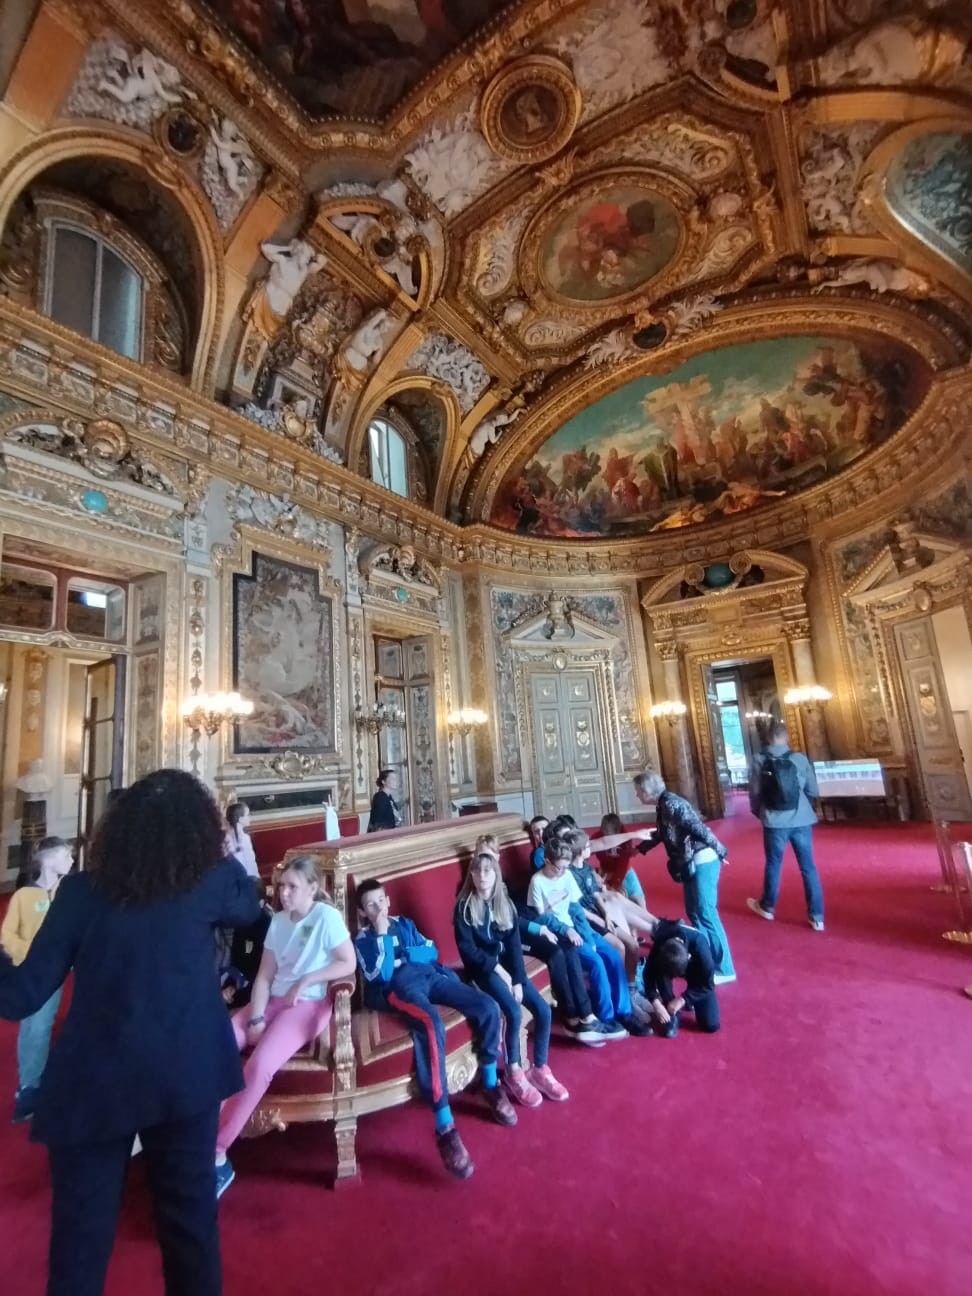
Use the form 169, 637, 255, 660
216, 994, 333, 1154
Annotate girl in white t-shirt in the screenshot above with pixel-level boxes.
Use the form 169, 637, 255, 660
215, 855, 356, 1197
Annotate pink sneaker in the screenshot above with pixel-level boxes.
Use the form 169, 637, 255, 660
503, 1068, 542, 1109
526, 1064, 569, 1102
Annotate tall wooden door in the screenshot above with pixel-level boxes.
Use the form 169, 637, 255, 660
702, 664, 733, 818
893, 616, 972, 820
77, 655, 126, 865
529, 669, 610, 825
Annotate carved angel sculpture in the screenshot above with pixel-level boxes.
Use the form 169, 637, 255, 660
343, 309, 396, 373
469, 405, 524, 458
98, 46, 183, 106
257, 239, 326, 325
209, 118, 256, 198
813, 259, 930, 296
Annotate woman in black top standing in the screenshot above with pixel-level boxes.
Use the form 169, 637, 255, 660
0, 768, 260, 1296
367, 767, 403, 832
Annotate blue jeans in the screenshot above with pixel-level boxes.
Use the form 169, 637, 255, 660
17, 986, 62, 1093
576, 933, 631, 1021
683, 858, 735, 978
761, 825, 824, 921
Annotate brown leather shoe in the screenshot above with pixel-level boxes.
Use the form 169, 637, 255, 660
484, 1083, 518, 1126
436, 1126, 474, 1179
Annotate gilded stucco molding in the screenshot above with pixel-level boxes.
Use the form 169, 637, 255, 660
1, 297, 971, 579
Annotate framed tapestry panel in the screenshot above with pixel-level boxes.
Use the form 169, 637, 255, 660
232, 551, 337, 754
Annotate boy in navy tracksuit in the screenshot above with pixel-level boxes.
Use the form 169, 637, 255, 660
354, 878, 516, 1180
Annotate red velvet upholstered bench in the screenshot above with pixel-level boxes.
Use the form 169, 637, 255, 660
242, 815, 547, 1183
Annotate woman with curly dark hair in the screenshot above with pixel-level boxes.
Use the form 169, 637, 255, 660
0, 768, 260, 1296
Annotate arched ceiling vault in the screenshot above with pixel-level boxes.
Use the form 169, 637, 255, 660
8, 0, 972, 541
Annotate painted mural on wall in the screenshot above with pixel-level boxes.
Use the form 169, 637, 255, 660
491, 335, 930, 539
540, 185, 681, 302
885, 131, 972, 276
208, 1, 511, 119
233, 553, 335, 753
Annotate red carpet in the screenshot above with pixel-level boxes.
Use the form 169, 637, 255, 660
2, 814, 971, 1295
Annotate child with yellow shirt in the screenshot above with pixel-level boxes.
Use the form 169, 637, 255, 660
1, 836, 73, 1122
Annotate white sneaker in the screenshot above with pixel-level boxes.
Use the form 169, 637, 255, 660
713, 973, 736, 986
809, 918, 825, 932
747, 898, 774, 921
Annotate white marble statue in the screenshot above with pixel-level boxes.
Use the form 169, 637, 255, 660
258, 239, 326, 322
815, 18, 966, 87
208, 118, 256, 198
469, 406, 524, 458
343, 309, 396, 372
98, 45, 183, 106
813, 259, 931, 295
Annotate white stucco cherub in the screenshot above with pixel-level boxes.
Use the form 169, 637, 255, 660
209, 118, 256, 198
98, 46, 183, 106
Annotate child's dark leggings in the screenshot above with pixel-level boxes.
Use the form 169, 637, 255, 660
472, 971, 552, 1067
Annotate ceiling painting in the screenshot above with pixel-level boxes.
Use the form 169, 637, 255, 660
489, 335, 931, 539
884, 131, 972, 278
538, 183, 682, 304
204, 0, 514, 120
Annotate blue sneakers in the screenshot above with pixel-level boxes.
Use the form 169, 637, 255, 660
215, 1159, 235, 1199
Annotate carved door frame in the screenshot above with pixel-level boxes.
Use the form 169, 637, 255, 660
641, 551, 813, 818
518, 653, 620, 824
849, 551, 972, 820
685, 639, 799, 819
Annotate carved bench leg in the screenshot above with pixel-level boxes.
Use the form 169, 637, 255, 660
334, 1114, 359, 1187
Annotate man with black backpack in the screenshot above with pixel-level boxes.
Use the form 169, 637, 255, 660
747, 719, 825, 932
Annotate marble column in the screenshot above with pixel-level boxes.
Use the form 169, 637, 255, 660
657, 645, 699, 805
787, 627, 831, 761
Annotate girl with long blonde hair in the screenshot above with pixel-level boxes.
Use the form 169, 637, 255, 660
454, 850, 568, 1107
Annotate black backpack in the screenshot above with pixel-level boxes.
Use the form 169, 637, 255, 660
759, 750, 801, 812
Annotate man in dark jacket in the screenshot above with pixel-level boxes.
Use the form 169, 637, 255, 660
641, 917, 720, 1037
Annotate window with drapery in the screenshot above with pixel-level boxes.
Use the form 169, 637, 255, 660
44, 222, 143, 361
368, 417, 409, 498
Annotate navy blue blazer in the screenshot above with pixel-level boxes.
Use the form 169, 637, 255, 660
0, 857, 260, 1145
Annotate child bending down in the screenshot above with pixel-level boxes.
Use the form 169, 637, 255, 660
0, 836, 73, 1123
455, 851, 568, 1108
528, 838, 650, 1039
355, 878, 517, 1181
215, 855, 356, 1197
642, 917, 720, 1037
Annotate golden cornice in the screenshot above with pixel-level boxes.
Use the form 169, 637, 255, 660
2, 297, 971, 579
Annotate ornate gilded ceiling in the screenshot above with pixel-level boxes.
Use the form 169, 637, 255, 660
3, 0, 972, 544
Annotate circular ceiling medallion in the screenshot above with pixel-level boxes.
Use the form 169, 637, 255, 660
480, 55, 580, 165
524, 172, 686, 308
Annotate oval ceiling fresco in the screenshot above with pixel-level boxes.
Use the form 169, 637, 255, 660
489, 335, 932, 539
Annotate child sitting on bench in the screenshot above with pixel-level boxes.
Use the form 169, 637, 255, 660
354, 878, 517, 1180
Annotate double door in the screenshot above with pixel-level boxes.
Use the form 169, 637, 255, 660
528, 668, 610, 825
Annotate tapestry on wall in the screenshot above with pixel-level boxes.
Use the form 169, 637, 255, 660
232, 552, 335, 753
